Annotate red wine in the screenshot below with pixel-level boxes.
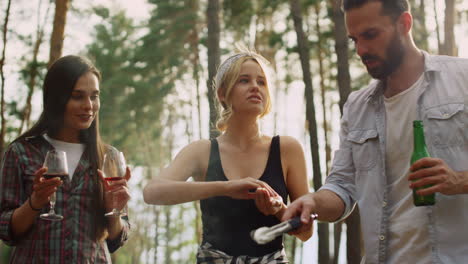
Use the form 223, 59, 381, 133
43, 173, 68, 180
104, 177, 122, 182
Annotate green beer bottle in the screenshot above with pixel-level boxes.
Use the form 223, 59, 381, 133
411, 120, 435, 206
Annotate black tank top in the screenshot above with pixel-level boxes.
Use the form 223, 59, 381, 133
200, 136, 289, 257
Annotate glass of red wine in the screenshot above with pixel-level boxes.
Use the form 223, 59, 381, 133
103, 151, 127, 217
40, 150, 68, 221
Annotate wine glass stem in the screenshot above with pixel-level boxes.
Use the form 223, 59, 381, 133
49, 193, 56, 213
112, 194, 116, 209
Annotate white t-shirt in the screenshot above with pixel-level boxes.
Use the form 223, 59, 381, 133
384, 74, 431, 264
43, 134, 86, 179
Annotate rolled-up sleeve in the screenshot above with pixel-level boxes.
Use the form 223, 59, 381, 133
0, 145, 23, 246
319, 99, 357, 222
106, 215, 131, 253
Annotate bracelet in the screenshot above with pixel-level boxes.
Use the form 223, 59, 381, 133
28, 196, 42, 211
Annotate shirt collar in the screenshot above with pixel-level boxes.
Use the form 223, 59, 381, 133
421, 50, 442, 73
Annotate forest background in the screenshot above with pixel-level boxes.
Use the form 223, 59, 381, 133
1, 0, 467, 263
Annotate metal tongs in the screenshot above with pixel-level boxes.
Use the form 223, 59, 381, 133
250, 213, 318, 244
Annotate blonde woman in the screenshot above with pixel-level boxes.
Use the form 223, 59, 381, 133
144, 48, 312, 263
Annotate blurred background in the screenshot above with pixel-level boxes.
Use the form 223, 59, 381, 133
1, 0, 467, 263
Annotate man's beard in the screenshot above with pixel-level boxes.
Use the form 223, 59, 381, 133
361, 32, 405, 80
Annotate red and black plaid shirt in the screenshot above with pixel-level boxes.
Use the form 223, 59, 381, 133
0, 135, 130, 263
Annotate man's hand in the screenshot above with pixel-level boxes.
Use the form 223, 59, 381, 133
282, 192, 316, 222
409, 157, 468, 195
281, 193, 317, 235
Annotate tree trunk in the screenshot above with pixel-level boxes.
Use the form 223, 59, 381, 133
18, 38, 42, 134
153, 197, 160, 264
290, 237, 297, 263
442, 0, 457, 56
418, 0, 429, 51
48, 0, 70, 68
331, 0, 351, 115
289, 0, 328, 263
206, 0, 220, 139
314, 2, 331, 177
18, 2, 51, 134
187, 0, 203, 140
164, 206, 171, 264
0, 0, 12, 160
409, 0, 429, 50
253, 14, 280, 136
331, 1, 363, 263
433, 0, 443, 54
346, 206, 363, 264
332, 221, 342, 264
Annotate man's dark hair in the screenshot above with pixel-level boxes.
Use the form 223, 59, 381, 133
343, 0, 410, 20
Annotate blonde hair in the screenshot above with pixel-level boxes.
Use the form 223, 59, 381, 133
214, 47, 272, 132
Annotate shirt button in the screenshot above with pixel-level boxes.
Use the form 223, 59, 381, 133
382, 201, 387, 207
379, 235, 385, 241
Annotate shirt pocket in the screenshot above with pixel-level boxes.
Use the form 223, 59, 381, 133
347, 129, 379, 170
426, 103, 466, 148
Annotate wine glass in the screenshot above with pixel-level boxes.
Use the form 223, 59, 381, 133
40, 150, 68, 221
102, 151, 127, 217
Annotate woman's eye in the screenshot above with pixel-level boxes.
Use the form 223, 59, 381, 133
239, 79, 249, 83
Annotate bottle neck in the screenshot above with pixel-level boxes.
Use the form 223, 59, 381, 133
413, 123, 427, 153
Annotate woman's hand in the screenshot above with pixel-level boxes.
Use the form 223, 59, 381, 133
224, 177, 263, 200
225, 177, 284, 216
254, 183, 284, 216
99, 167, 131, 212
30, 167, 63, 210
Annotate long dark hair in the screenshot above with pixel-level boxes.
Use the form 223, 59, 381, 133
17, 55, 108, 241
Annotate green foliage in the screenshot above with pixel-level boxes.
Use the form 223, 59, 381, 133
0, 242, 11, 263
87, 3, 197, 166
303, 0, 320, 7
92, 6, 109, 19
268, 32, 284, 47
87, 7, 148, 164
139, 0, 199, 73
86, 5, 203, 261
223, 0, 254, 30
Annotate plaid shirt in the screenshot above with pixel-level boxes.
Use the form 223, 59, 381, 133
197, 242, 289, 264
0, 135, 130, 263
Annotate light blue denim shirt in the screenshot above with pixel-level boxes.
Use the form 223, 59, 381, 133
321, 52, 468, 264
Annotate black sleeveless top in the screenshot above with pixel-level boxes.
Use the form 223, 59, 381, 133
200, 136, 289, 257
